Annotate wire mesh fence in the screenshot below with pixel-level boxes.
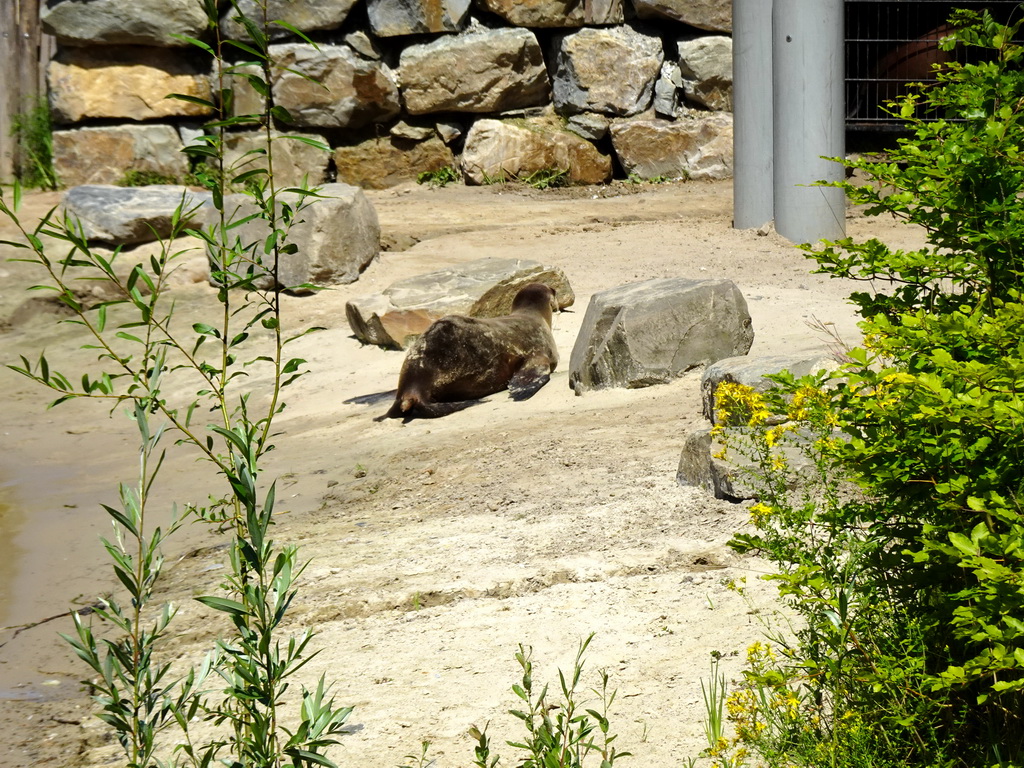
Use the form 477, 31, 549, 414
845, 0, 1022, 130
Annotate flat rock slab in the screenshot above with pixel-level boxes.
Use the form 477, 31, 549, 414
221, 0, 358, 41
333, 135, 455, 189
701, 353, 841, 423
270, 43, 400, 130
42, 0, 207, 46
49, 47, 213, 123
62, 185, 210, 245
678, 35, 733, 111
633, 0, 731, 32
569, 277, 753, 394
222, 131, 331, 189
367, 0, 471, 37
399, 27, 549, 115
346, 257, 574, 349
551, 25, 663, 117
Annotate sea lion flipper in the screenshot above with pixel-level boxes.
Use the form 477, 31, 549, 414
507, 358, 553, 401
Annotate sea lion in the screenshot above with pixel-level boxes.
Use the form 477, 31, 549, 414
383, 282, 559, 420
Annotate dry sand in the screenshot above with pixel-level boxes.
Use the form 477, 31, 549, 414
0, 179, 926, 767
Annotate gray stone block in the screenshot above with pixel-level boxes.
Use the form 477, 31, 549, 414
62, 185, 210, 245
213, 183, 379, 292
569, 277, 753, 394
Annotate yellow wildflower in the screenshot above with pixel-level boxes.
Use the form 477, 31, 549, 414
749, 502, 773, 524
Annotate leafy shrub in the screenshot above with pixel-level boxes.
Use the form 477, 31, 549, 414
708, 10, 1024, 767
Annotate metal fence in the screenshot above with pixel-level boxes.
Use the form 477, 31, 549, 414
845, 0, 1022, 130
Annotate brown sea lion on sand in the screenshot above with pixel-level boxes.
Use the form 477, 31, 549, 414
382, 282, 559, 420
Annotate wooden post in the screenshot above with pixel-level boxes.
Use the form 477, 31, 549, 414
0, 0, 52, 184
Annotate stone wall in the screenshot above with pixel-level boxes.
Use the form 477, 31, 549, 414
43, 0, 734, 189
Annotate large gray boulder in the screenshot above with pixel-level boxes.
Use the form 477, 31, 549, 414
701, 354, 841, 424
399, 28, 549, 115
367, 0, 471, 37
346, 257, 574, 349
568, 277, 754, 394
678, 36, 733, 111
222, 131, 331, 189
476, 0, 584, 27
53, 125, 188, 187
42, 0, 207, 46
270, 44, 400, 129
551, 26, 663, 117
221, 0, 358, 41
214, 184, 379, 292
62, 185, 210, 245
461, 117, 612, 186
49, 48, 213, 123
610, 113, 733, 181
632, 0, 731, 32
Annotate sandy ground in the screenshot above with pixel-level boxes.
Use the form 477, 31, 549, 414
0, 179, 927, 767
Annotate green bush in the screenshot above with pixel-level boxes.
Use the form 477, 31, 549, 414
470, 634, 630, 768
709, 10, 1024, 767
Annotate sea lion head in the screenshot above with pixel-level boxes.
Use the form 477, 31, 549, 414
511, 282, 558, 325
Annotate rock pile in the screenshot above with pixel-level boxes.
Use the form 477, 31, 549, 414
42, 0, 735, 189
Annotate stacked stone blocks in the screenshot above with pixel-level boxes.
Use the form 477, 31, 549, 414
44, 0, 735, 188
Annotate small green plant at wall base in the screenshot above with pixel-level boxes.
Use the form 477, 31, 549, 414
520, 167, 569, 189
479, 169, 509, 186
9, 98, 57, 190
416, 165, 460, 187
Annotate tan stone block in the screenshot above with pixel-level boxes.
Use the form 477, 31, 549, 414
49, 47, 213, 123
333, 136, 454, 190
53, 124, 188, 187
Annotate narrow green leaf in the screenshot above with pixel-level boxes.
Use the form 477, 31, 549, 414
195, 595, 249, 616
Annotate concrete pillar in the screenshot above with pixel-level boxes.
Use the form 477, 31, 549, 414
772, 0, 846, 243
732, 0, 774, 229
